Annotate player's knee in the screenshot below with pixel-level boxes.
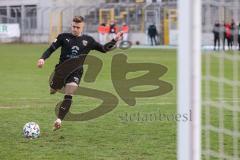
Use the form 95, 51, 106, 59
64, 82, 78, 95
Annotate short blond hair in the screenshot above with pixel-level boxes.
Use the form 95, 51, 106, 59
73, 16, 84, 23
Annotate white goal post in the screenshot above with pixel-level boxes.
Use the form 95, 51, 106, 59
177, 0, 202, 160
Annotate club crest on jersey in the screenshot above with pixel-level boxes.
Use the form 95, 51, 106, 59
73, 77, 79, 83
82, 40, 88, 46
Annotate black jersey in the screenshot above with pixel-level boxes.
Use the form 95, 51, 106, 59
40, 33, 116, 64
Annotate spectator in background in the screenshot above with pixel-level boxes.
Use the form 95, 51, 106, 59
109, 20, 118, 40
222, 22, 227, 50
121, 22, 129, 41
98, 23, 107, 45
148, 24, 158, 46
238, 23, 240, 51
229, 19, 235, 50
105, 23, 110, 40
225, 23, 232, 50
212, 21, 220, 51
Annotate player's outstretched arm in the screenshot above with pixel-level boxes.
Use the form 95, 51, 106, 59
114, 31, 124, 41
93, 31, 123, 53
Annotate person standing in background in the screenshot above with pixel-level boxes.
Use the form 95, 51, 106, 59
109, 20, 118, 40
121, 22, 129, 41
238, 23, 240, 51
222, 22, 227, 51
229, 19, 235, 50
148, 24, 158, 46
212, 22, 220, 51
98, 23, 107, 45
225, 23, 232, 50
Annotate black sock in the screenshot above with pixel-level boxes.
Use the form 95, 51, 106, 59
58, 95, 72, 120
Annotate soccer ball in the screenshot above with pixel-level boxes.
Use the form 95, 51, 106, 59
23, 122, 40, 139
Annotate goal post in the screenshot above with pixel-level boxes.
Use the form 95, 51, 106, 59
177, 0, 202, 160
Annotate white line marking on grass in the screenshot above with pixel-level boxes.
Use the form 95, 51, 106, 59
0, 101, 177, 110
0, 97, 59, 100
0, 105, 38, 109
0, 96, 177, 100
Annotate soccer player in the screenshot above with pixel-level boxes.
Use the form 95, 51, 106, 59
37, 16, 123, 131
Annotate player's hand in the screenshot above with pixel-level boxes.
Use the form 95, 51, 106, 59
114, 31, 124, 41
37, 59, 45, 68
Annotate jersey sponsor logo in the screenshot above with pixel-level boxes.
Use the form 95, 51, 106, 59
72, 46, 79, 50
71, 46, 80, 55
67, 55, 80, 58
82, 40, 88, 46
68, 46, 80, 58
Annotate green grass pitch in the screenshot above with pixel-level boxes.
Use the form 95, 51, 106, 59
0, 44, 176, 160
0, 44, 238, 160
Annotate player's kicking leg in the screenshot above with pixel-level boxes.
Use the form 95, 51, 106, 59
53, 81, 79, 131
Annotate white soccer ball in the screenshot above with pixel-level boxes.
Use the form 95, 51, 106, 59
23, 122, 40, 139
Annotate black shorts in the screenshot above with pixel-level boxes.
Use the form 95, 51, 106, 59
50, 67, 83, 90
64, 69, 83, 86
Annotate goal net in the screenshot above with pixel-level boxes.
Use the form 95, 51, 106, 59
202, 1, 240, 159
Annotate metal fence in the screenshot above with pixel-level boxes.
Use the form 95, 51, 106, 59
0, 2, 165, 43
